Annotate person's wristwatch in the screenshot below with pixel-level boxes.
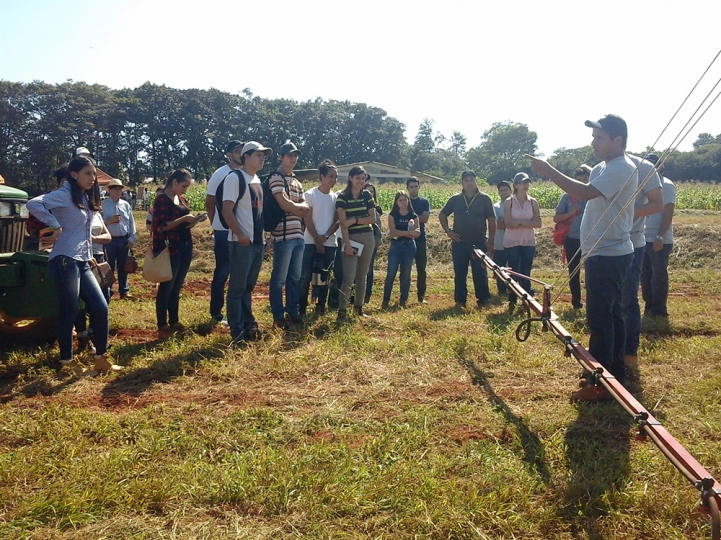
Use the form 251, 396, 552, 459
322, 233, 329, 239
655, 235, 664, 241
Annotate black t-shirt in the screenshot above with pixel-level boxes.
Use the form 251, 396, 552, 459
409, 196, 430, 240
390, 210, 418, 241
440, 190, 495, 246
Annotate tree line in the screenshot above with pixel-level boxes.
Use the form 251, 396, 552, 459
1, 80, 719, 194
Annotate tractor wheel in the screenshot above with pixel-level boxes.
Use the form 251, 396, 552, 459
0, 310, 53, 337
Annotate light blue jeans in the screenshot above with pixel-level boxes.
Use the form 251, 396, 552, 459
383, 240, 416, 304
270, 237, 304, 319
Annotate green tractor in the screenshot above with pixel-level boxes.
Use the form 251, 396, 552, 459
0, 185, 58, 336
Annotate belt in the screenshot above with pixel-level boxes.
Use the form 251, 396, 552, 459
112, 234, 129, 239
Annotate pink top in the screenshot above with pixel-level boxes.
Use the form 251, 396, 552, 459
503, 195, 537, 248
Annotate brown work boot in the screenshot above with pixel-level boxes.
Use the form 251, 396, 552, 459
570, 385, 613, 403
157, 325, 174, 340
85, 354, 123, 377
60, 359, 86, 376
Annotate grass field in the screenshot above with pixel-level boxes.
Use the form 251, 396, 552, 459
1, 211, 720, 539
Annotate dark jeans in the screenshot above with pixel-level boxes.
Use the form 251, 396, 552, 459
383, 240, 416, 304
585, 253, 633, 382
299, 244, 337, 313
622, 246, 645, 356
505, 245, 536, 303
227, 242, 264, 341
48, 255, 109, 360
106, 236, 130, 296
564, 236, 583, 307
492, 248, 508, 295
641, 242, 673, 317
155, 240, 192, 329
328, 238, 344, 309
210, 230, 230, 320
365, 244, 379, 302
451, 241, 491, 305
75, 253, 110, 333
415, 238, 427, 300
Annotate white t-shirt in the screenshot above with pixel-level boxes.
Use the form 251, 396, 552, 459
90, 212, 106, 255
645, 177, 676, 244
206, 164, 232, 231
580, 154, 638, 257
628, 155, 662, 249
223, 170, 264, 244
303, 187, 337, 247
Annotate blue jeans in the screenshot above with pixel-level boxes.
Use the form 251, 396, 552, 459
48, 255, 109, 360
210, 230, 230, 320
299, 244, 337, 313
622, 246, 645, 356
505, 245, 536, 303
227, 242, 264, 341
415, 238, 427, 300
451, 241, 491, 305
270, 237, 304, 319
75, 253, 110, 333
105, 236, 130, 296
641, 242, 673, 317
383, 240, 416, 304
585, 253, 633, 382
155, 240, 192, 329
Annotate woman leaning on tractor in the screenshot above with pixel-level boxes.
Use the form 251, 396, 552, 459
26, 156, 123, 377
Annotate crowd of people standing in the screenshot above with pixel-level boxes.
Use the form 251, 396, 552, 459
26, 118, 678, 402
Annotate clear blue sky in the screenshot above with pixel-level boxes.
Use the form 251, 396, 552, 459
1, 0, 720, 156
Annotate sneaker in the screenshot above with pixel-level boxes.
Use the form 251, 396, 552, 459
288, 314, 304, 325
418, 297, 427, 304
570, 385, 613, 403
353, 306, 369, 318
274, 318, 290, 330
119, 293, 133, 300
60, 359, 86, 376
399, 301, 407, 309
454, 302, 466, 310
336, 310, 348, 323
218, 319, 229, 327
77, 335, 96, 355
244, 327, 263, 342
572, 303, 584, 310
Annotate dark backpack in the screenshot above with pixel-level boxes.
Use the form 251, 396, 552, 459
214, 170, 246, 229
261, 172, 288, 233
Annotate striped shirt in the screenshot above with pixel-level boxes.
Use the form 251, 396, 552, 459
335, 189, 374, 235
269, 171, 304, 241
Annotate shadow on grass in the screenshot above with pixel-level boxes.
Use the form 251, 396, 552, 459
458, 356, 552, 484
100, 343, 227, 398
560, 403, 632, 539
0, 340, 85, 400
429, 306, 470, 321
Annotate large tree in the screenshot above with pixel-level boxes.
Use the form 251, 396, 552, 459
466, 121, 538, 185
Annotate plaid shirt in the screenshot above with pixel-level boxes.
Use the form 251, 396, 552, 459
152, 192, 191, 256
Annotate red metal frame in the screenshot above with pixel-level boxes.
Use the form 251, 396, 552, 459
474, 247, 721, 538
